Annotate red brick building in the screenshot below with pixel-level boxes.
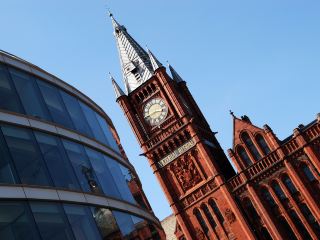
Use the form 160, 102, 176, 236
109, 13, 320, 240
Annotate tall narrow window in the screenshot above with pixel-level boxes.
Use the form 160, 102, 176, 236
201, 204, 216, 229
301, 164, 316, 182
271, 181, 287, 201
237, 146, 252, 167
242, 198, 260, 220
282, 175, 298, 194
209, 199, 224, 223
241, 132, 261, 161
300, 203, 320, 235
194, 208, 209, 234
260, 188, 276, 207
278, 216, 297, 240
255, 134, 271, 155
288, 210, 312, 240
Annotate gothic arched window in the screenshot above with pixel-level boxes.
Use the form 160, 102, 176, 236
301, 163, 316, 182
282, 175, 298, 194
237, 146, 252, 167
241, 132, 261, 161
201, 204, 216, 229
271, 181, 287, 201
255, 134, 271, 155
209, 199, 224, 223
194, 208, 209, 234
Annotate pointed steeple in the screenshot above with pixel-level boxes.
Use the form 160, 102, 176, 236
110, 73, 125, 99
168, 63, 185, 83
146, 48, 162, 71
109, 12, 153, 93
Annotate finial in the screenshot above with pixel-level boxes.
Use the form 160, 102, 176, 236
107, 9, 113, 17
110, 73, 126, 98
166, 60, 170, 67
108, 72, 114, 80
229, 110, 235, 118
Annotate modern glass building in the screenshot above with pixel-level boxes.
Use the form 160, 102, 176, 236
0, 50, 162, 240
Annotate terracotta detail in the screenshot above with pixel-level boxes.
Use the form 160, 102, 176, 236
225, 208, 236, 224
169, 155, 202, 191
195, 228, 205, 240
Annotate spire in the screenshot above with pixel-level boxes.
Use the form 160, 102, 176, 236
146, 47, 162, 71
168, 63, 185, 83
109, 12, 153, 93
110, 73, 125, 99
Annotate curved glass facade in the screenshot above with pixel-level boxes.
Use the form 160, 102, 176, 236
0, 62, 119, 153
0, 200, 153, 240
0, 51, 162, 240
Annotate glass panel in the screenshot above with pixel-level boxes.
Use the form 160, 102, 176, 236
35, 132, 80, 191
300, 204, 320, 235
194, 209, 209, 234
256, 135, 271, 155
237, 146, 252, 167
288, 210, 312, 240
261, 189, 276, 207
0, 129, 18, 183
209, 199, 224, 223
272, 182, 287, 201
85, 147, 121, 199
37, 80, 74, 129
30, 202, 75, 240
60, 91, 93, 137
62, 140, 101, 194
104, 156, 136, 203
0, 201, 41, 240
9, 67, 51, 120
302, 164, 316, 182
202, 205, 216, 229
112, 210, 135, 238
96, 113, 120, 152
1, 125, 52, 186
0, 64, 23, 113
282, 176, 298, 194
79, 102, 108, 145
241, 132, 261, 161
278, 216, 297, 240
92, 208, 122, 239
63, 204, 102, 240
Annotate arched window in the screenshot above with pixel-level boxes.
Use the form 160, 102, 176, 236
241, 132, 261, 161
260, 188, 276, 207
255, 134, 271, 155
209, 199, 224, 223
288, 210, 312, 240
201, 204, 216, 229
282, 175, 298, 194
271, 181, 287, 201
194, 208, 209, 234
301, 164, 316, 182
300, 203, 320, 235
237, 146, 252, 167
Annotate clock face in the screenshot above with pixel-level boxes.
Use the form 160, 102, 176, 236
143, 98, 168, 126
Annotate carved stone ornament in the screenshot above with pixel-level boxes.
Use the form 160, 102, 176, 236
170, 154, 202, 191
225, 208, 236, 224
195, 228, 206, 240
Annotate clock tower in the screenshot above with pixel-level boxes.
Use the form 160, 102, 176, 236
109, 13, 255, 240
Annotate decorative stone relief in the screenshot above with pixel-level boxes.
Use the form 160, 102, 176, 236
195, 228, 205, 240
170, 154, 202, 191
225, 208, 236, 224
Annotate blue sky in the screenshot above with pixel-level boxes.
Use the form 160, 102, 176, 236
1, 0, 319, 220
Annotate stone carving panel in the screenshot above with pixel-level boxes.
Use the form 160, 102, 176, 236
170, 153, 202, 191
225, 208, 236, 224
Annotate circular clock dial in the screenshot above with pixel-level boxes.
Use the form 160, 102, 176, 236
143, 98, 168, 126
